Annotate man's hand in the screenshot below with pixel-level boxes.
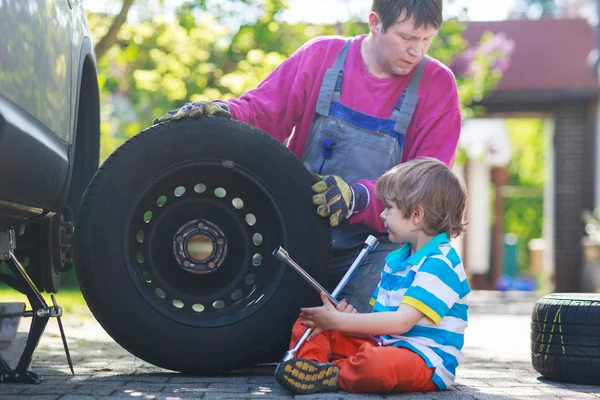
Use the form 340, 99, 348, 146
305, 298, 358, 341
311, 175, 369, 227
153, 101, 231, 124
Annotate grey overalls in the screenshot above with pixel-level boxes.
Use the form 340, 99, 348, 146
301, 38, 429, 312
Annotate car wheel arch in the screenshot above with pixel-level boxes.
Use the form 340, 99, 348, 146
63, 37, 101, 217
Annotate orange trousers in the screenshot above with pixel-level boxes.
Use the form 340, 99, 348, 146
290, 319, 438, 393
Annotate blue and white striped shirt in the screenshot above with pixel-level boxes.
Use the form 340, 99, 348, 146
369, 233, 471, 390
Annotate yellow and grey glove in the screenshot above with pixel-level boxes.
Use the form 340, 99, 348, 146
311, 175, 369, 227
153, 101, 231, 124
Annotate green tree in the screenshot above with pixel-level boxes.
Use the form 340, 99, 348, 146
93, 0, 135, 60
503, 119, 547, 271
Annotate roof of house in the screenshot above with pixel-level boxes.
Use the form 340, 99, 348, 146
463, 18, 599, 96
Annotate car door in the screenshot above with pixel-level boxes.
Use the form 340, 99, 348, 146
0, 0, 73, 142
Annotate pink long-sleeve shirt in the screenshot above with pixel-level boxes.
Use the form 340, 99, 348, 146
225, 35, 461, 232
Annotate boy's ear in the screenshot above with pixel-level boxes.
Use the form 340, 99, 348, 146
413, 205, 425, 225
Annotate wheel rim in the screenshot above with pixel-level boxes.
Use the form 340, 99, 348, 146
123, 160, 288, 328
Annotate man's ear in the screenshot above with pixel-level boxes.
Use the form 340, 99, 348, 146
368, 12, 383, 36
412, 205, 425, 225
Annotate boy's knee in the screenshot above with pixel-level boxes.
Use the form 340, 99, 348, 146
343, 345, 396, 391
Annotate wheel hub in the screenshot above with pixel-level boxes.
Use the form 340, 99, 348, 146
173, 220, 227, 274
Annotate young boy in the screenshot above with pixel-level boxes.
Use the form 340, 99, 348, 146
275, 157, 470, 394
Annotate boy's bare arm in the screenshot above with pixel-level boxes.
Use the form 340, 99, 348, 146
334, 305, 424, 336
300, 293, 426, 337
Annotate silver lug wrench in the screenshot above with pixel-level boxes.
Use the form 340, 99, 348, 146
273, 235, 379, 362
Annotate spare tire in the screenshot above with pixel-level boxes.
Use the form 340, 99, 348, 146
531, 293, 600, 385
73, 118, 331, 373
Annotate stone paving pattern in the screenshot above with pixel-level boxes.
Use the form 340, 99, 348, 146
1, 291, 599, 399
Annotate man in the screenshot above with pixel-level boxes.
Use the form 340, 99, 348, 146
154, 0, 461, 313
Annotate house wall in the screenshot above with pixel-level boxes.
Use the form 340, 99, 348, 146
483, 99, 597, 292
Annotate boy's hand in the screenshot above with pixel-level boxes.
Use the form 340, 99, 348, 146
337, 299, 358, 314
299, 292, 348, 332
305, 298, 357, 341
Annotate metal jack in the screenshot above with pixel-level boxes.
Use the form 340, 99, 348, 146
273, 235, 379, 362
0, 229, 74, 384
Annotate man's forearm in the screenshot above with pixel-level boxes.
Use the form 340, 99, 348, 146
347, 179, 386, 232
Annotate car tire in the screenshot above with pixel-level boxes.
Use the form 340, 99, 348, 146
73, 117, 331, 374
531, 293, 600, 385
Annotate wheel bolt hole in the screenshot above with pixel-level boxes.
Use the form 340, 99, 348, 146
214, 187, 226, 198
143, 211, 152, 223
136, 230, 145, 243
174, 186, 186, 197
142, 271, 151, 283
136, 251, 145, 264
194, 183, 207, 194
155, 288, 165, 299
246, 214, 256, 226
245, 274, 256, 285
252, 254, 263, 266
193, 304, 205, 313
172, 299, 184, 309
231, 290, 242, 301
213, 300, 225, 310
232, 198, 244, 209
253, 233, 263, 246
156, 195, 167, 207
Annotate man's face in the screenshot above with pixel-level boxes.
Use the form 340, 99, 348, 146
370, 11, 438, 76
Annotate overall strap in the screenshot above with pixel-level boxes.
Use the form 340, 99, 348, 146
315, 38, 353, 117
392, 55, 430, 135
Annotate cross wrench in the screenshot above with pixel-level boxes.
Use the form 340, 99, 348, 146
273, 235, 379, 362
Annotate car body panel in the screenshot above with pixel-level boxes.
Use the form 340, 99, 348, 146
0, 94, 69, 224
69, 0, 96, 144
0, 0, 99, 225
0, 0, 73, 143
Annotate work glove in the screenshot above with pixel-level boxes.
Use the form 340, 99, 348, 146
153, 101, 231, 124
311, 175, 369, 227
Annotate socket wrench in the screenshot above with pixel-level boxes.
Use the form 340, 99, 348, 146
273, 235, 379, 362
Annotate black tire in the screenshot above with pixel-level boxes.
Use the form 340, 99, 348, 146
73, 117, 330, 374
531, 293, 600, 385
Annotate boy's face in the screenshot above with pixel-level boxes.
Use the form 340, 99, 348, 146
379, 200, 417, 243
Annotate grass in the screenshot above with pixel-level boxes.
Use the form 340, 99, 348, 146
0, 285, 90, 316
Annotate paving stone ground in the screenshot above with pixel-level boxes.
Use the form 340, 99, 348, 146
1, 291, 599, 399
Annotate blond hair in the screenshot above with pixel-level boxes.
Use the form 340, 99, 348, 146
375, 157, 467, 238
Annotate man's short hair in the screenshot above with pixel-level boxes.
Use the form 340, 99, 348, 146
375, 157, 467, 238
371, 0, 443, 31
